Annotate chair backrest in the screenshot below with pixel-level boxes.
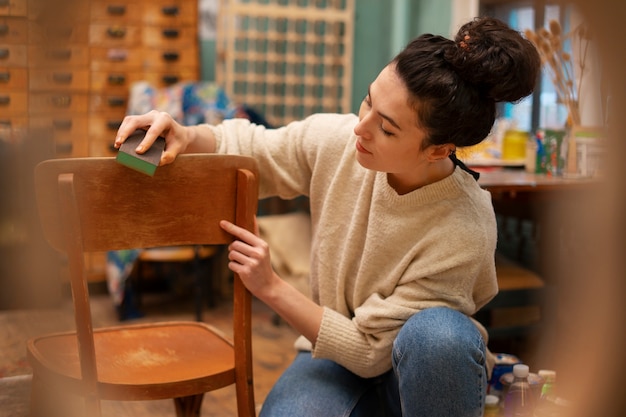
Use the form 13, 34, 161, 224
34, 154, 259, 403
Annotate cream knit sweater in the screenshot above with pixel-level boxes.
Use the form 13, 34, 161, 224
211, 113, 498, 378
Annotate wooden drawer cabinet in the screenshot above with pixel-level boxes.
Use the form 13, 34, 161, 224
5, 0, 199, 281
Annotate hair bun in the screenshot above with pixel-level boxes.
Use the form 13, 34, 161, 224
444, 17, 541, 103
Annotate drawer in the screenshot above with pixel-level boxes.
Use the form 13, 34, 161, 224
0, 90, 26, 113
52, 135, 89, 157
90, 2, 142, 23
29, 68, 90, 91
0, 0, 27, 17
88, 113, 126, 143
0, 16, 28, 43
0, 115, 27, 130
89, 46, 143, 70
0, 43, 26, 66
29, 91, 90, 115
89, 93, 128, 113
142, 46, 198, 69
29, 21, 89, 44
28, 0, 89, 22
141, 68, 199, 88
0, 66, 27, 88
142, 1, 197, 26
29, 45, 90, 66
29, 115, 89, 157
89, 137, 119, 157
142, 25, 196, 48
90, 70, 146, 92
89, 23, 142, 46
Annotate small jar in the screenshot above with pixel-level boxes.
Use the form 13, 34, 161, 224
502, 130, 529, 161
484, 394, 501, 416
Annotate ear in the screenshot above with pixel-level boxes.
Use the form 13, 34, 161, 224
426, 145, 454, 162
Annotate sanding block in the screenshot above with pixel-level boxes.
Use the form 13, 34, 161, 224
116, 129, 166, 176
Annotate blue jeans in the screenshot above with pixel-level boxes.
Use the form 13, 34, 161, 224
259, 307, 487, 417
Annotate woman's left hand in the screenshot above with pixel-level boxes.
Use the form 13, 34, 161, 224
220, 218, 279, 298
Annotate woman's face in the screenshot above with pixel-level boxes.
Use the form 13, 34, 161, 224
354, 64, 433, 181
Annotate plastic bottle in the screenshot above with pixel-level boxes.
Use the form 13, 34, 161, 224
484, 394, 501, 417
537, 370, 556, 402
533, 370, 557, 416
503, 364, 536, 417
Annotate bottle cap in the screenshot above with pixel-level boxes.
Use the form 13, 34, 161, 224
513, 364, 530, 377
538, 369, 556, 382
485, 394, 499, 406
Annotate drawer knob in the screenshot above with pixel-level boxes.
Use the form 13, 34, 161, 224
56, 142, 74, 154
162, 51, 179, 62
0, 0, 8, 7
107, 5, 126, 15
162, 75, 179, 85
52, 73, 73, 84
162, 6, 179, 16
107, 97, 126, 107
162, 28, 179, 38
0, 49, 9, 60
0, 96, 10, 106
0, 24, 8, 37
53, 119, 73, 130
0, 72, 9, 83
107, 49, 128, 61
107, 120, 122, 130
108, 74, 126, 85
51, 95, 72, 107
107, 26, 126, 38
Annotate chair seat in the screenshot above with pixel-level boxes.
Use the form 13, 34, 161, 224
27, 321, 236, 401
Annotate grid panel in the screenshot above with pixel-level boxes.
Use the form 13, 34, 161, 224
217, 0, 354, 127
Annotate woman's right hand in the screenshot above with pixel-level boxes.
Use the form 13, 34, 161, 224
114, 110, 192, 166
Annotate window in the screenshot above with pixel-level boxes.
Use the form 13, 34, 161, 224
481, 2, 573, 133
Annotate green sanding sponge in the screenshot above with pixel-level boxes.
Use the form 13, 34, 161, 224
116, 129, 166, 176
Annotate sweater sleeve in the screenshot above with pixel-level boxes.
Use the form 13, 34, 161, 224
209, 113, 357, 200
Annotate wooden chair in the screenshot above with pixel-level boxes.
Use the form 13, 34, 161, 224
28, 154, 259, 417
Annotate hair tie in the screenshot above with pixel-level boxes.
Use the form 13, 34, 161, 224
459, 33, 470, 50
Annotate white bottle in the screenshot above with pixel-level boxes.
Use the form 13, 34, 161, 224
503, 364, 536, 417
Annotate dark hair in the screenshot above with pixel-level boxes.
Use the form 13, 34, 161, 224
392, 16, 541, 148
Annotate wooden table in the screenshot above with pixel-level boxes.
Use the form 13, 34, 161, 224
477, 169, 599, 195
472, 169, 600, 342
475, 168, 600, 282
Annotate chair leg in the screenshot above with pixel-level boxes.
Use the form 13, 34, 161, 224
174, 394, 205, 417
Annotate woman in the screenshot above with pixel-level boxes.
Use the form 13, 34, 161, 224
115, 16, 540, 417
